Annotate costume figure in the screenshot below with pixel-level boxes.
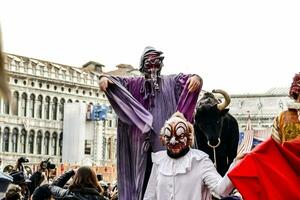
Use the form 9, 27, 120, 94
144, 112, 236, 200
194, 90, 239, 176
272, 72, 300, 143
228, 73, 300, 200
99, 47, 202, 200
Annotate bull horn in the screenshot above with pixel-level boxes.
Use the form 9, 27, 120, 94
212, 89, 231, 110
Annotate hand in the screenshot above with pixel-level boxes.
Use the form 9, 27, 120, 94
73, 168, 78, 174
187, 75, 202, 93
99, 76, 113, 92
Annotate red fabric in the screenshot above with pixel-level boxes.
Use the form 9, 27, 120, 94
228, 138, 300, 200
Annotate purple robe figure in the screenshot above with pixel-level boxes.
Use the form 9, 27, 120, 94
99, 47, 202, 200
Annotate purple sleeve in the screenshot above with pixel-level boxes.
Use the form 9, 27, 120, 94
105, 76, 153, 133
175, 74, 201, 123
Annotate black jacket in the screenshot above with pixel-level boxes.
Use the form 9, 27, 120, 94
50, 186, 106, 200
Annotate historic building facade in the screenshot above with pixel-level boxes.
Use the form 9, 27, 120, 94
0, 53, 138, 174
228, 87, 290, 139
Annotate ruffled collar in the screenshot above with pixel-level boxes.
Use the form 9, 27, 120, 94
152, 149, 208, 176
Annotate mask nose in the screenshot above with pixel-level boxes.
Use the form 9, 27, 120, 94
170, 136, 177, 145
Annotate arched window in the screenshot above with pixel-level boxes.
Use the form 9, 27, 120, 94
3, 100, 9, 114
28, 130, 34, 154
3, 127, 9, 152
59, 99, 65, 121
44, 132, 50, 155
67, 99, 72, 103
29, 94, 35, 118
20, 129, 27, 153
52, 132, 57, 156
36, 131, 42, 154
36, 95, 43, 119
12, 91, 19, 115
75, 100, 79, 103
12, 128, 19, 153
45, 96, 50, 120
52, 98, 58, 120
59, 133, 63, 156
21, 93, 28, 117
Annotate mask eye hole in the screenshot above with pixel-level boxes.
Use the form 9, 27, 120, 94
164, 128, 171, 137
176, 127, 185, 136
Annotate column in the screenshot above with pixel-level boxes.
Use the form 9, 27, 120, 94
17, 131, 21, 153
26, 132, 30, 154
34, 133, 37, 154
0, 128, 2, 152
41, 132, 45, 155
56, 135, 60, 157
49, 102, 53, 120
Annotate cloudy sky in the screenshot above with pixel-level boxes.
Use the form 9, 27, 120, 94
1, 0, 300, 94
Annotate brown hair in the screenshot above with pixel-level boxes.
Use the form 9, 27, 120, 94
5, 184, 22, 200
69, 166, 103, 194
0, 28, 11, 101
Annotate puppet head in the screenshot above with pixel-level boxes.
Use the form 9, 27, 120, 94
289, 73, 300, 101
139, 46, 164, 89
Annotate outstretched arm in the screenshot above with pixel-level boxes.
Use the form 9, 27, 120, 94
201, 156, 235, 197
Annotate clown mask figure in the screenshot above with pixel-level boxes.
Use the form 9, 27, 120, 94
160, 112, 194, 157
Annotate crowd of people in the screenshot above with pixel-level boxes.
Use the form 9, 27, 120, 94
0, 157, 118, 200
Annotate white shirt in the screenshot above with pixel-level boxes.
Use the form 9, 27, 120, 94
143, 149, 234, 200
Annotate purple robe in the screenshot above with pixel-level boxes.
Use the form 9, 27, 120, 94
105, 73, 200, 200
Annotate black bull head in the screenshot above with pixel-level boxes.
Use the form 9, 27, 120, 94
194, 89, 230, 147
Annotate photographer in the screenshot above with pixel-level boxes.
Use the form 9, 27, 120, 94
27, 158, 56, 195
12, 157, 29, 173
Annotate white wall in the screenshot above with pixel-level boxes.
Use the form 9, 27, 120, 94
62, 103, 86, 164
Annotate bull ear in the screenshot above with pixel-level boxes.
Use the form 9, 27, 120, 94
220, 109, 229, 116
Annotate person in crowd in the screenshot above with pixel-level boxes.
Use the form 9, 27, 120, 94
9, 171, 31, 199
143, 112, 240, 200
99, 46, 202, 200
48, 166, 106, 200
272, 72, 300, 143
31, 184, 53, 200
0, 172, 13, 199
3, 184, 23, 200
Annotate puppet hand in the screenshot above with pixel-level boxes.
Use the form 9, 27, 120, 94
187, 75, 202, 93
99, 76, 113, 92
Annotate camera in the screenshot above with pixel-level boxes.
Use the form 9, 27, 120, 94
18, 157, 29, 164
40, 158, 56, 170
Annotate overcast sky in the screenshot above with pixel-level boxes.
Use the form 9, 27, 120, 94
1, 0, 300, 94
